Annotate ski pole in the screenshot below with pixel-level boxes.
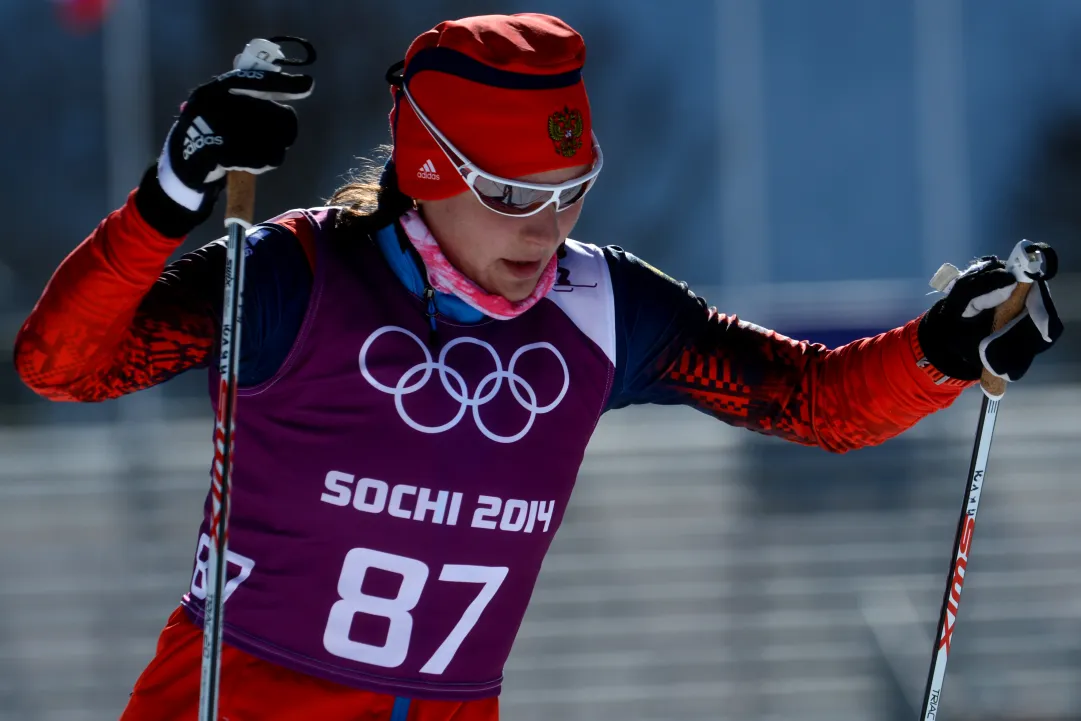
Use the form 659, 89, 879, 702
198, 35, 315, 721
918, 239, 1056, 721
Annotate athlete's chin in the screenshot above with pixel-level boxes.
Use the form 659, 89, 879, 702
487, 267, 543, 302
496, 280, 537, 303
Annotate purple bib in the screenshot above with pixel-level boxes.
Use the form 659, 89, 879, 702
183, 208, 616, 699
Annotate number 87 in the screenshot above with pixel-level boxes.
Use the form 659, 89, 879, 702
322, 548, 508, 675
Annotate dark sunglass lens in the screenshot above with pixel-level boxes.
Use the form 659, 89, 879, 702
474, 177, 551, 215
557, 180, 592, 210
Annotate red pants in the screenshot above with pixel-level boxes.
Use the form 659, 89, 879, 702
120, 607, 499, 721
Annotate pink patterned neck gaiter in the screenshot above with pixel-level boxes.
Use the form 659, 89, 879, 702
399, 209, 558, 321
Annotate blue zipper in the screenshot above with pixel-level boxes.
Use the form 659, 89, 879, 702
390, 696, 412, 721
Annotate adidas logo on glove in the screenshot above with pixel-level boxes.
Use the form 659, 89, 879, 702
416, 159, 440, 181
183, 117, 224, 160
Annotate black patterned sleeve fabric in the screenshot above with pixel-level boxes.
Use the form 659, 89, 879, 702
603, 246, 969, 452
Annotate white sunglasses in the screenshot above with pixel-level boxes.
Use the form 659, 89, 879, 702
400, 83, 603, 218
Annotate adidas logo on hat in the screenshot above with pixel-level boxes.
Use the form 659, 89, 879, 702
416, 159, 440, 181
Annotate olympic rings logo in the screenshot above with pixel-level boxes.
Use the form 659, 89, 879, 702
359, 326, 570, 444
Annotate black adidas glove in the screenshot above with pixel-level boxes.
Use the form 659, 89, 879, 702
135, 67, 314, 237
918, 247, 1062, 383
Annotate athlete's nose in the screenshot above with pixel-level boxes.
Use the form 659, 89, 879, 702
517, 204, 561, 251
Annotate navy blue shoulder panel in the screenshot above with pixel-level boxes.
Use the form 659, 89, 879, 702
603, 245, 711, 412
234, 223, 314, 387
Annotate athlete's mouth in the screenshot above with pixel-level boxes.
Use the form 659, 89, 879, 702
501, 259, 543, 279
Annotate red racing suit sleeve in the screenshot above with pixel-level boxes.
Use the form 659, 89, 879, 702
603, 246, 974, 453
13, 190, 216, 402
13, 188, 314, 402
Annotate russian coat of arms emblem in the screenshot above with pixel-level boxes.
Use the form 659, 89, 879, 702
547, 107, 584, 158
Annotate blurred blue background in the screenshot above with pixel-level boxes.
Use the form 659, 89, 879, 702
0, 1, 1078, 720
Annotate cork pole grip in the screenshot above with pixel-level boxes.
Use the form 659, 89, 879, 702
225, 171, 256, 226
980, 282, 1031, 397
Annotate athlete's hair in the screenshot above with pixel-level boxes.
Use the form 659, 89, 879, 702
327, 145, 415, 231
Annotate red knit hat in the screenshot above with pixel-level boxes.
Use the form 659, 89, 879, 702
390, 14, 593, 201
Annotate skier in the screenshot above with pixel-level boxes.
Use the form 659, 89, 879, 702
13, 13, 1061, 721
